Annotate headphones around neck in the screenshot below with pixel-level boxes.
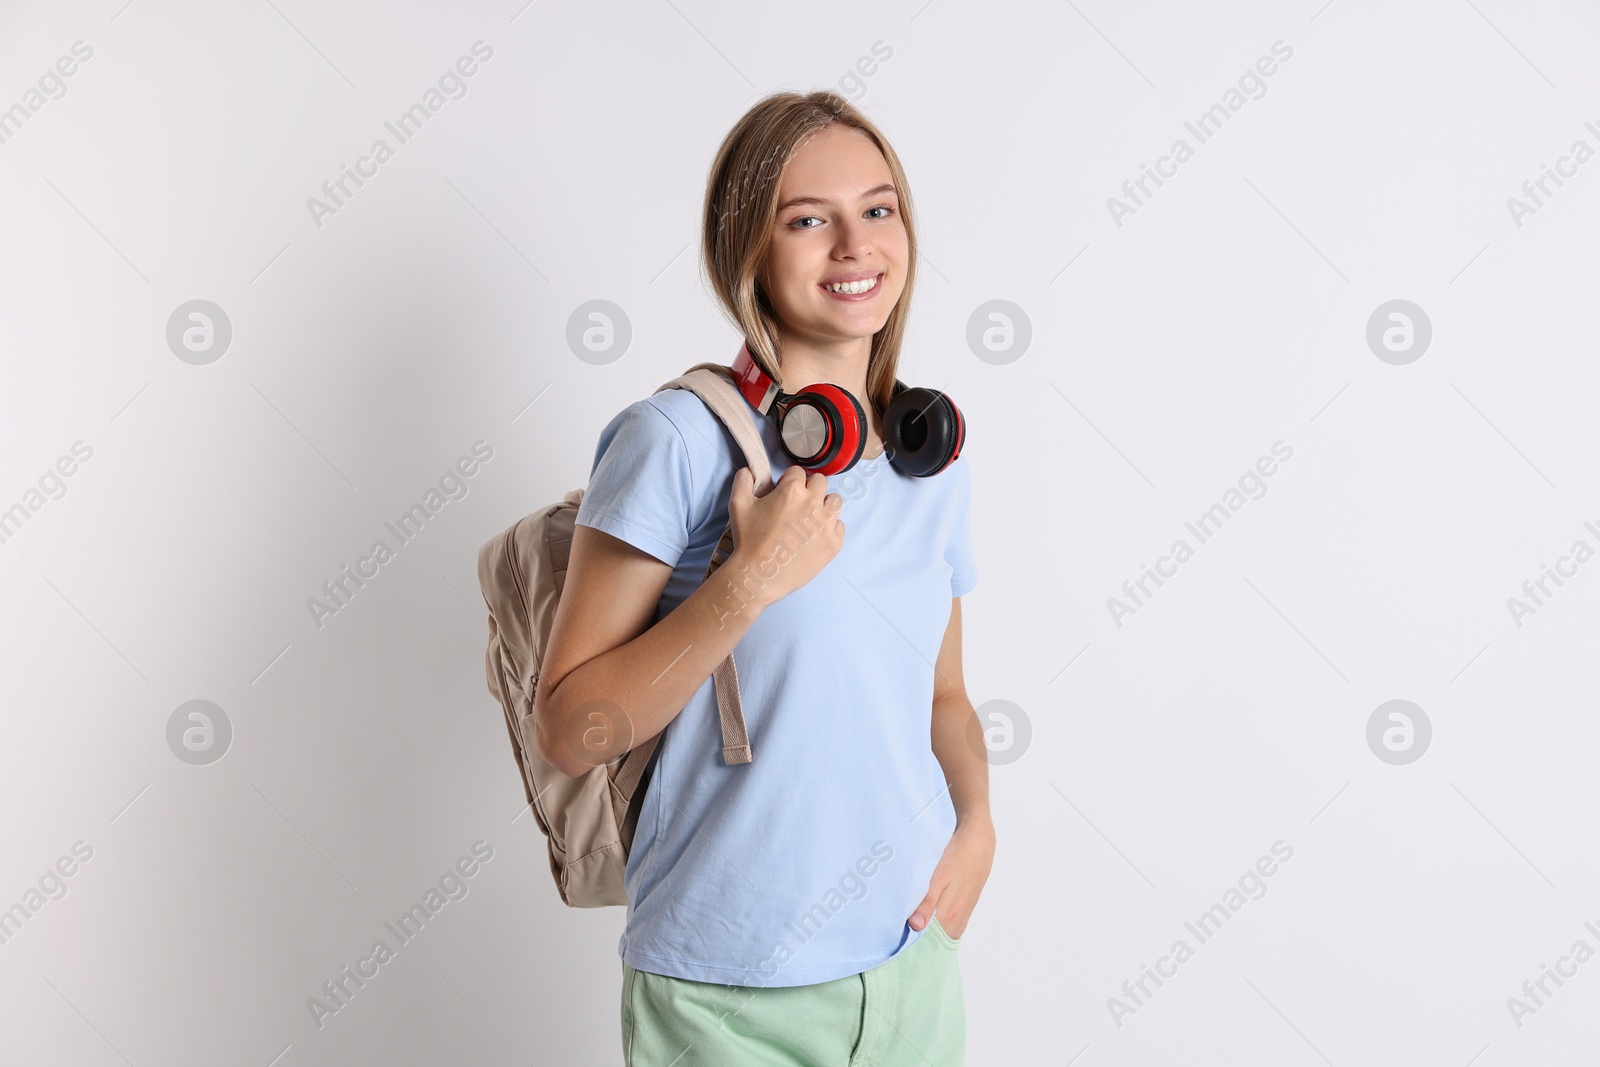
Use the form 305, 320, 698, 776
730, 342, 964, 477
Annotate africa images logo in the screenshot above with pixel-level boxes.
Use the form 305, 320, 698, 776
306, 841, 494, 1029
305, 41, 494, 229
1106, 40, 1295, 228
305, 441, 493, 629
1107, 840, 1294, 1028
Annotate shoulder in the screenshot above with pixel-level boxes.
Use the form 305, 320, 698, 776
597, 394, 685, 449
941, 451, 972, 497
578, 390, 733, 561
636, 385, 743, 469
643, 384, 731, 435
586, 386, 742, 510
930, 452, 973, 524
593, 388, 722, 461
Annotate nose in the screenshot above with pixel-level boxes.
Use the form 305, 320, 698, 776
832, 213, 874, 260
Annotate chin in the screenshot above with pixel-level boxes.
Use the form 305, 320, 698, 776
827, 318, 890, 342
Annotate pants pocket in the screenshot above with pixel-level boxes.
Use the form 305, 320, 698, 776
900, 919, 967, 1064
928, 915, 961, 948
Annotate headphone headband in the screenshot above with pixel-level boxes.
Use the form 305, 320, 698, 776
733, 341, 912, 409
731, 342, 782, 415
726, 341, 962, 478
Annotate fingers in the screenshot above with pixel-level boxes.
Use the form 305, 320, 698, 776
730, 467, 765, 521
728, 466, 751, 508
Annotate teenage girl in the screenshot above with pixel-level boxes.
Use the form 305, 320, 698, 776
535, 89, 993, 1066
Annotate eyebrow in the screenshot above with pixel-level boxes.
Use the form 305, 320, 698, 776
776, 183, 898, 212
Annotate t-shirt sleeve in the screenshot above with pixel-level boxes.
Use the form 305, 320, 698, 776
946, 457, 977, 597
573, 399, 695, 567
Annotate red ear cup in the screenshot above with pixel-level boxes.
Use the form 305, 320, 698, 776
776, 383, 867, 475
883, 387, 963, 477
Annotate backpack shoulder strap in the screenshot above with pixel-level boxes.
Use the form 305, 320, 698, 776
616, 368, 769, 776
654, 368, 774, 493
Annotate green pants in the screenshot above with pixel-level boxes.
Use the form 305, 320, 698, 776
621, 917, 966, 1066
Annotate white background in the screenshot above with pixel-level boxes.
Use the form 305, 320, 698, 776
2, 0, 1598, 1063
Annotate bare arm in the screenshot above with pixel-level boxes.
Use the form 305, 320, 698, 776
928, 598, 991, 830
534, 464, 845, 777
908, 597, 995, 938
533, 524, 767, 776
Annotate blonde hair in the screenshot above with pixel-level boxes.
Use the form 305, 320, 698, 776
685, 90, 917, 423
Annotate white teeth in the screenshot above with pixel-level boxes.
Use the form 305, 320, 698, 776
825, 275, 879, 294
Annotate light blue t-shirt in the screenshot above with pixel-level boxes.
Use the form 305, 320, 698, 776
574, 381, 977, 987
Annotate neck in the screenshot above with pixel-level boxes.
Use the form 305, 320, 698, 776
774, 334, 881, 451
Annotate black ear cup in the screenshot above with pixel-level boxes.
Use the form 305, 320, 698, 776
883, 386, 963, 477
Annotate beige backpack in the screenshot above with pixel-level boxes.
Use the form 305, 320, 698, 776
476, 367, 775, 907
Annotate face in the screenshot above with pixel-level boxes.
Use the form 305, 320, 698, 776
758, 124, 908, 350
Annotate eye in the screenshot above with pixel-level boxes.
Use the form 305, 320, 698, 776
866, 205, 895, 220
789, 215, 823, 229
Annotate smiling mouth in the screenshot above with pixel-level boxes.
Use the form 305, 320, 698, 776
820, 273, 882, 296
